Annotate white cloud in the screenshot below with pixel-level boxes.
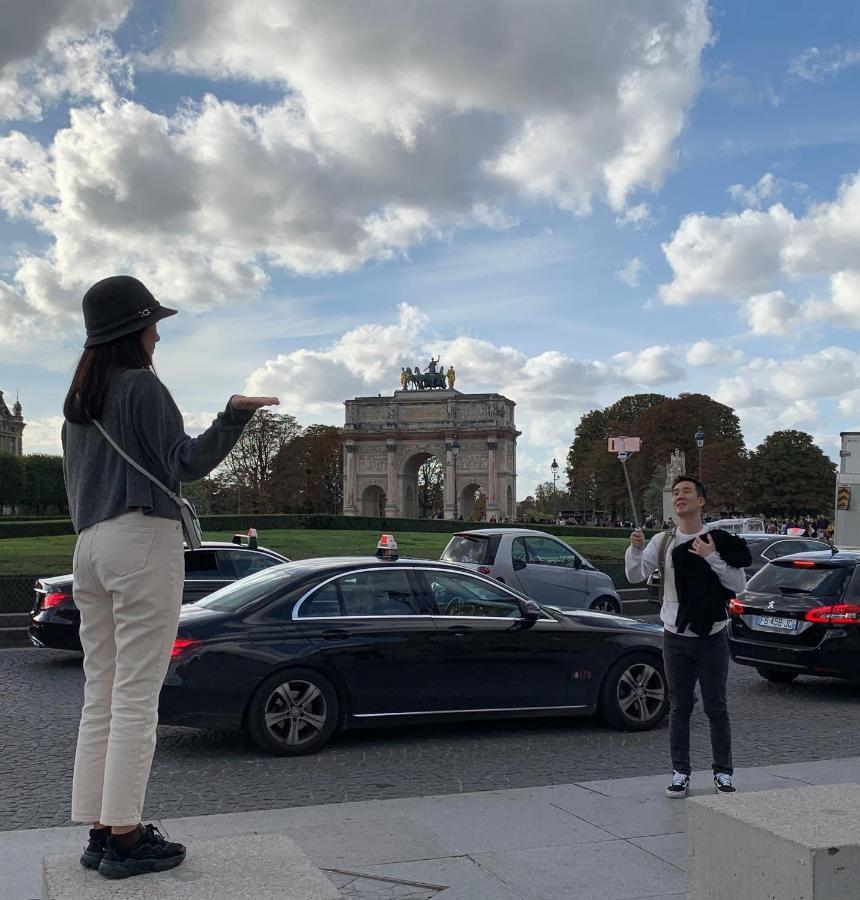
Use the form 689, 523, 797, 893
615, 256, 645, 288
789, 45, 860, 83
660, 168, 860, 311
686, 340, 743, 366
0, 2, 133, 121
741, 290, 802, 337
615, 203, 653, 228
19, 415, 64, 455
0, 1, 714, 342
157, 0, 710, 217
611, 346, 684, 384
728, 172, 780, 207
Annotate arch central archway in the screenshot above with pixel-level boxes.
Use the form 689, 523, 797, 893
401, 451, 445, 518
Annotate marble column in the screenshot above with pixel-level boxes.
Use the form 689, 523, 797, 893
384, 440, 399, 516
486, 437, 500, 520
343, 441, 358, 515
444, 442, 456, 520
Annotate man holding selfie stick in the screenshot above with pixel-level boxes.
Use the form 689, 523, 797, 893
625, 475, 750, 798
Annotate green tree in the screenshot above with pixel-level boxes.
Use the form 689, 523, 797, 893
632, 393, 748, 514
217, 410, 300, 513
418, 457, 444, 517
22, 455, 67, 514
270, 425, 344, 513
642, 465, 665, 519
747, 431, 836, 517
566, 394, 668, 518
0, 453, 25, 511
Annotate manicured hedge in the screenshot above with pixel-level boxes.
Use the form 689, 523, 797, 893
0, 519, 76, 539
0, 512, 657, 540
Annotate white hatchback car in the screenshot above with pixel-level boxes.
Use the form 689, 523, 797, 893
440, 528, 623, 614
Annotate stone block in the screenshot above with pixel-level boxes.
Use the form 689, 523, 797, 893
688, 783, 860, 900
42, 832, 339, 900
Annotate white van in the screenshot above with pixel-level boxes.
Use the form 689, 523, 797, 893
707, 517, 765, 534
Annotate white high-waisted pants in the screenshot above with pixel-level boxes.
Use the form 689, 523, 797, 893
70, 510, 183, 826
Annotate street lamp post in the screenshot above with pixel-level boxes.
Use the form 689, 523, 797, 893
551, 457, 559, 523
695, 426, 705, 479
451, 439, 460, 519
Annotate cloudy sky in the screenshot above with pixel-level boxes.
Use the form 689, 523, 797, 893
1, 0, 859, 496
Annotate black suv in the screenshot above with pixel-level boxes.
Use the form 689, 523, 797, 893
727, 550, 860, 683
29, 538, 289, 652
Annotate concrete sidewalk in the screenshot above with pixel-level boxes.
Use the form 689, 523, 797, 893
7, 756, 859, 900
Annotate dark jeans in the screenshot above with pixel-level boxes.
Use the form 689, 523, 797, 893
663, 628, 732, 776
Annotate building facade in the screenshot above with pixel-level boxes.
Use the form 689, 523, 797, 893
0, 390, 24, 456
343, 388, 519, 521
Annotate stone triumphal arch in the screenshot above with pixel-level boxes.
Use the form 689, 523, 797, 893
342, 363, 519, 521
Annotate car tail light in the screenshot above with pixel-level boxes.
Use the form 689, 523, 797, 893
804, 603, 860, 626
170, 637, 202, 659
43, 592, 71, 608
728, 597, 745, 615
477, 566, 492, 575
792, 560, 816, 568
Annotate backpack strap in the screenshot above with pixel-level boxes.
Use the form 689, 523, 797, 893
657, 527, 677, 605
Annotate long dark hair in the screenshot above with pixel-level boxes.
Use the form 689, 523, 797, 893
63, 332, 153, 423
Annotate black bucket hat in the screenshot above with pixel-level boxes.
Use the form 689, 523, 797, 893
82, 275, 178, 348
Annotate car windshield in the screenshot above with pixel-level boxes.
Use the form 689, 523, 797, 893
194, 565, 295, 611
747, 563, 851, 600
442, 535, 489, 565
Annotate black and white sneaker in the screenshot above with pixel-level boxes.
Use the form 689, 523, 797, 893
665, 771, 690, 798
99, 824, 186, 879
80, 827, 110, 870
714, 773, 736, 794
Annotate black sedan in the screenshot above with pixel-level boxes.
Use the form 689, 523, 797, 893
159, 557, 669, 755
646, 533, 831, 603
29, 539, 289, 652
728, 550, 860, 683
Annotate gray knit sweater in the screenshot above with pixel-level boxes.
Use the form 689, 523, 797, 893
62, 369, 253, 532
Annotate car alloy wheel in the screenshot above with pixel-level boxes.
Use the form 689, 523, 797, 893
590, 596, 621, 614
599, 652, 668, 731
265, 679, 327, 746
247, 668, 339, 756
617, 662, 665, 723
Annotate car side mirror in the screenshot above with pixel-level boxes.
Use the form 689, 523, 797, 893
512, 558, 527, 571
521, 599, 541, 621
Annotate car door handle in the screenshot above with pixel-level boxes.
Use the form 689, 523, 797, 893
447, 625, 472, 636
321, 628, 350, 640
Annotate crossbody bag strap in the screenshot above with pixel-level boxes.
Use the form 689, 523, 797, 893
657, 526, 676, 605
92, 420, 183, 508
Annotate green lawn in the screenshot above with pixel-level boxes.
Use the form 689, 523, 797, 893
0, 528, 630, 576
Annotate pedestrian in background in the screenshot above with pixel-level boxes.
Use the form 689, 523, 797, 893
62, 275, 278, 879
625, 476, 750, 798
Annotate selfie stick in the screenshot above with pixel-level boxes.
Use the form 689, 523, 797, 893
612, 437, 641, 531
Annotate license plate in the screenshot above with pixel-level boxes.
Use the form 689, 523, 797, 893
754, 615, 798, 631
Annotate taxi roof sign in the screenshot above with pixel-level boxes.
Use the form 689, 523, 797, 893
376, 533, 398, 559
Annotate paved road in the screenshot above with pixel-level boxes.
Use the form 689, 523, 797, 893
2, 644, 859, 832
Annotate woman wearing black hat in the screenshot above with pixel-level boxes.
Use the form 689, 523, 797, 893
62, 275, 278, 880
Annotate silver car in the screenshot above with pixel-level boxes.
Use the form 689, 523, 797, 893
440, 528, 623, 614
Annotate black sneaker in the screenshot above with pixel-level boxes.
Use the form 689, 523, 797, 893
99, 824, 186, 879
80, 827, 110, 870
665, 771, 690, 798
714, 773, 737, 794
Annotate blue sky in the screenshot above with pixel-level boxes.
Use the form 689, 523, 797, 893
1, 0, 859, 496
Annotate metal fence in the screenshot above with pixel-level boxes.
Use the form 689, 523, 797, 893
0, 576, 36, 614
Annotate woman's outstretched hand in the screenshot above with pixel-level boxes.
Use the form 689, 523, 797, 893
230, 395, 280, 412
